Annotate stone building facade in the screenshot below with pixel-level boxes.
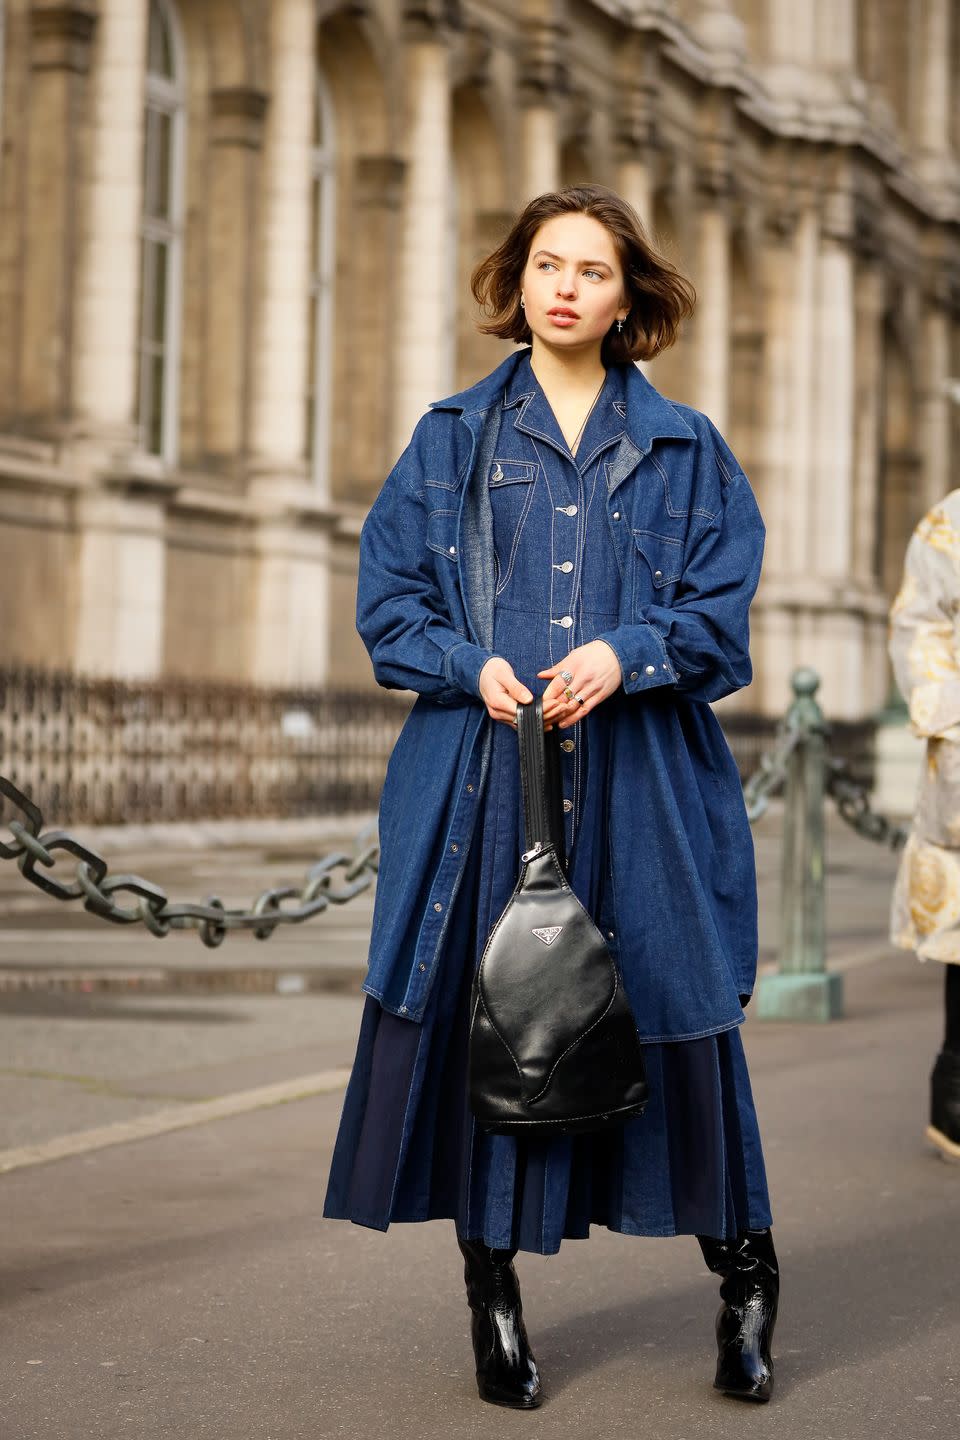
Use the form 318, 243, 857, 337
0, 0, 957, 719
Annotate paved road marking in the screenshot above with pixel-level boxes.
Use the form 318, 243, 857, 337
0, 1068, 351, 1177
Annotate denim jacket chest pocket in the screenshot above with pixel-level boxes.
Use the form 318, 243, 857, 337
489, 459, 540, 598
425, 506, 459, 563
630, 529, 684, 617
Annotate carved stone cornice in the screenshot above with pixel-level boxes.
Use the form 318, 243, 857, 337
518, 17, 568, 107
29, 2, 97, 74
402, 0, 462, 44
210, 88, 269, 150
451, 22, 494, 91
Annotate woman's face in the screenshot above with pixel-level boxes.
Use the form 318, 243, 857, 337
520, 212, 629, 356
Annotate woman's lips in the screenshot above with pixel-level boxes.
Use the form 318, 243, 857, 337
547, 312, 578, 327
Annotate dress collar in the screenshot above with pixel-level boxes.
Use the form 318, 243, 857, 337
431, 346, 697, 457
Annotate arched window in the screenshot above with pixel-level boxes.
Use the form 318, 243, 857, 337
137, 0, 185, 462
306, 68, 336, 496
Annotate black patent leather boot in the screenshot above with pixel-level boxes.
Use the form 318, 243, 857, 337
697, 1228, 779, 1402
457, 1238, 542, 1408
929, 1049, 960, 1160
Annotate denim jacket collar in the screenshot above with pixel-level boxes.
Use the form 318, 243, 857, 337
429, 346, 698, 458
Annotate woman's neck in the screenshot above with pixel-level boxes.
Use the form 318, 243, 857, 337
528, 339, 606, 398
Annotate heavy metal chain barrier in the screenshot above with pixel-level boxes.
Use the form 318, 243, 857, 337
0, 776, 379, 949
0, 668, 908, 964
741, 693, 908, 850
824, 757, 908, 850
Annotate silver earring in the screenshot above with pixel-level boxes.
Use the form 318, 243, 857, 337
616, 318, 624, 333
520, 297, 526, 309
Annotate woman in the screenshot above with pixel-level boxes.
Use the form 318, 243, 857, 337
324, 185, 778, 1407
889, 494, 960, 1161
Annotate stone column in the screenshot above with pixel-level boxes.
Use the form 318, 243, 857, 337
615, 46, 658, 229
767, 0, 816, 64
518, 10, 564, 200
392, 11, 454, 455
693, 193, 731, 431
244, 0, 330, 688
69, 1, 171, 680
205, 85, 268, 458
750, 198, 819, 712
72, 0, 147, 452
814, 0, 856, 70
850, 257, 885, 586
915, 0, 951, 171
20, 2, 97, 424
919, 294, 952, 512
249, 0, 314, 488
810, 190, 855, 583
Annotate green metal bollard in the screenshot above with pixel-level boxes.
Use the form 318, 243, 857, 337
756, 668, 844, 1022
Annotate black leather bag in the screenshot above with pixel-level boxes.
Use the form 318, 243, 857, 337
468, 696, 649, 1135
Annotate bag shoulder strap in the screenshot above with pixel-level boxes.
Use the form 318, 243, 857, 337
516, 697, 567, 870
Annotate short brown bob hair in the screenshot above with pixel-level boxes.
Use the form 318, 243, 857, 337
471, 184, 696, 365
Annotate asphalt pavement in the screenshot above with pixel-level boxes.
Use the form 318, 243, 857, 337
0, 804, 957, 1440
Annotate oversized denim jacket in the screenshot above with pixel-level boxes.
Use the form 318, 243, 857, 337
356, 348, 765, 1038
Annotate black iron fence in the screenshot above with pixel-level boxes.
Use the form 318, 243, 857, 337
0, 666, 876, 826
0, 668, 410, 825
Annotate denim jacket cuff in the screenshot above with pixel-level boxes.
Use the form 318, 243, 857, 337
595, 626, 679, 696
444, 641, 500, 699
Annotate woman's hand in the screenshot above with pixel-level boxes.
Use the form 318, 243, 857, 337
538, 640, 622, 728
478, 657, 534, 726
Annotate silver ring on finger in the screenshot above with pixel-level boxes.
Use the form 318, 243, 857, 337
559, 669, 574, 684
575, 693, 585, 706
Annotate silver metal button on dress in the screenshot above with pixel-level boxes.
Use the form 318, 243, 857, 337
645, 664, 656, 675
562, 799, 573, 812
612, 511, 620, 520
553, 560, 573, 573
561, 739, 575, 752
553, 615, 573, 628
556, 504, 578, 516
629, 671, 638, 680
654, 569, 662, 579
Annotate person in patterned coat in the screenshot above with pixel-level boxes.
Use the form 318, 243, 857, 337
889, 491, 960, 1160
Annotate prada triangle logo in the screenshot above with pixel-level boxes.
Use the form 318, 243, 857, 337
532, 926, 563, 945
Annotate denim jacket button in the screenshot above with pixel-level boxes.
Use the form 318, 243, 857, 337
629, 671, 638, 680
612, 511, 620, 520
448, 546, 456, 556
562, 799, 573, 812
645, 664, 656, 675
555, 615, 573, 628
561, 739, 575, 752
433, 901, 443, 912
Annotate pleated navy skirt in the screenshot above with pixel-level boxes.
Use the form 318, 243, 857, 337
323, 713, 772, 1256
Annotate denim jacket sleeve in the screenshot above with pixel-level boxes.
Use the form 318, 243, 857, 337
356, 417, 499, 703
597, 470, 765, 704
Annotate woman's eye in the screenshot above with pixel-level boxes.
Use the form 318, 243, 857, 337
537, 261, 556, 272
583, 270, 603, 281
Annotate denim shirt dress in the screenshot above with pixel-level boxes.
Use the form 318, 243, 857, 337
324, 351, 773, 1254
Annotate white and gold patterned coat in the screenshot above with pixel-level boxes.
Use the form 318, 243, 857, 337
890, 490, 960, 964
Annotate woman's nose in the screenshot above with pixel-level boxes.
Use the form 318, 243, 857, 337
556, 273, 577, 297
